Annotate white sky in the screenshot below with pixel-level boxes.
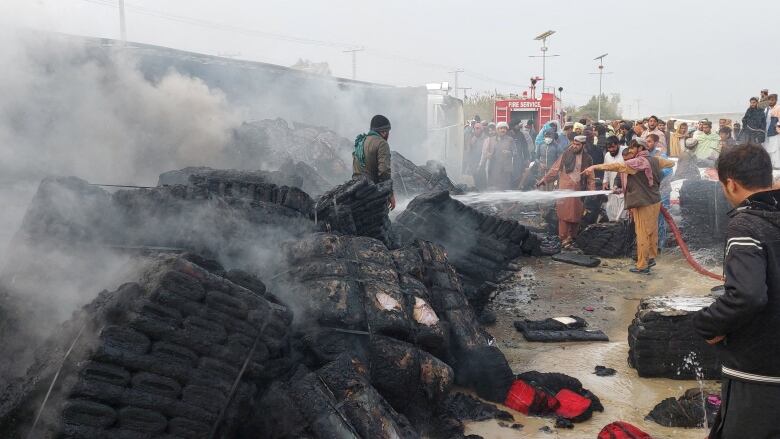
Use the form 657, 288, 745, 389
4, 0, 779, 117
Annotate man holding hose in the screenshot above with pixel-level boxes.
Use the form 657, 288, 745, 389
583, 140, 674, 274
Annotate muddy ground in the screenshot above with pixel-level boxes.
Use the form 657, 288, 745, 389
465, 249, 722, 439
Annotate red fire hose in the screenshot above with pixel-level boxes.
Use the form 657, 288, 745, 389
660, 206, 725, 282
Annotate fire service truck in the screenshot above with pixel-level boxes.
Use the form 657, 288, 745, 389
494, 79, 564, 130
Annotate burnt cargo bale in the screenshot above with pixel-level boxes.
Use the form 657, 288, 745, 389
627, 296, 721, 379
0, 255, 292, 438
253, 354, 420, 439
394, 191, 540, 313
369, 336, 454, 425
315, 177, 394, 247
575, 221, 635, 258
13, 175, 315, 267
159, 161, 333, 199
231, 118, 352, 185
679, 180, 730, 249
391, 240, 513, 404
391, 151, 464, 198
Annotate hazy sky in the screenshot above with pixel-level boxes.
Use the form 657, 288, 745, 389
5, 0, 778, 117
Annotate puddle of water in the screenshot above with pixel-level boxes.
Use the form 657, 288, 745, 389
468, 254, 722, 439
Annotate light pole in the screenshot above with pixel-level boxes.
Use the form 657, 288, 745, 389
530, 30, 558, 93
592, 53, 610, 120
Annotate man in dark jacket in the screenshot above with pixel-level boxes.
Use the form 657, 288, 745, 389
742, 97, 766, 144
693, 143, 780, 439
353, 114, 395, 209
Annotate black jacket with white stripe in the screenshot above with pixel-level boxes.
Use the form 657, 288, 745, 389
693, 189, 780, 381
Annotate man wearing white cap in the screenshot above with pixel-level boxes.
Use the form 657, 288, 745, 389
478, 121, 517, 189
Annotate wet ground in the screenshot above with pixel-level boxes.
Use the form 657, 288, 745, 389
465, 250, 722, 439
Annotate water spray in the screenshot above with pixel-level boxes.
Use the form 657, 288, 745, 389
454, 189, 612, 205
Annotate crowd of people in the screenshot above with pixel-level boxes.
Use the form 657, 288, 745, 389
461, 89, 780, 273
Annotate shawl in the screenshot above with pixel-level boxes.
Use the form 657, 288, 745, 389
624, 150, 654, 186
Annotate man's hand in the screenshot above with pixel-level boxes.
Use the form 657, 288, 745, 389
389, 193, 396, 211
581, 165, 596, 175
706, 335, 725, 345
602, 181, 610, 190
535, 180, 544, 188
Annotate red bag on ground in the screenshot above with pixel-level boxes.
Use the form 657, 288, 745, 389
554, 388, 592, 420
504, 379, 558, 415
597, 421, 653, 439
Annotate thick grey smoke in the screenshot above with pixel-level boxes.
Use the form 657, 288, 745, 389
0, 30, 250, 380
0, 30, 244, 261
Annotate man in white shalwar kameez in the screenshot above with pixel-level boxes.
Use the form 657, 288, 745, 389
603, 136, 627, 220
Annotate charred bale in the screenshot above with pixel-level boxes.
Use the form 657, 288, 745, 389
575, 221, 635, 258
369, 336, 454, 427
394, 191, 540, 313
628, 296, 721, 379
231, 119, 352, 185
0, 255, 292, 438
679, 180, 730, 249
13, 175, 315, 267
391, 151, 463, 198
391, 240, 514, 404
254, 354, 420, 439
158, 164, 330, 201
315, 177, 394, 247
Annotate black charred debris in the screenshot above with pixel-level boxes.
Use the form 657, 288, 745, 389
0, 156, 554, 438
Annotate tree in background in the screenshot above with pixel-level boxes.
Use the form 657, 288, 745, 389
464, 94, 498, 122
565, 94, 622, 122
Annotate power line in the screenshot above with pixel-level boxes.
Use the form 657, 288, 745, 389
73, 0, 532, 90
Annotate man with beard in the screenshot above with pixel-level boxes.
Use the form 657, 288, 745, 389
584, 140, 675, 273
694, 120, 721, 163
479, 121, 516, 189
693, 144, 780, 439
641, 115, 668, 150
536, 135, 596, 249
603, 136, 627, 221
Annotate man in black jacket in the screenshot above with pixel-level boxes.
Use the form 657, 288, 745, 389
693, 143, 780, 439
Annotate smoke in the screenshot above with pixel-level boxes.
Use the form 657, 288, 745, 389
0, 29, 251, 379
0, 30, 244, 261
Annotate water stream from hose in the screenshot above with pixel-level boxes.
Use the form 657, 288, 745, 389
453, 189, 612, 205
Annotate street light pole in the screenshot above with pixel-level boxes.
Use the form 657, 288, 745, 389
593, 53, 608, 120
533, 31, 557, 92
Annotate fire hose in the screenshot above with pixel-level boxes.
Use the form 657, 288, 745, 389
660, 205, 725, 282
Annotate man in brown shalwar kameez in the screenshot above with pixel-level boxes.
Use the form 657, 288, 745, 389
536, 135, 596, 249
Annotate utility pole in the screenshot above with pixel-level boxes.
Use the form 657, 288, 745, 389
343, 48, 363, 80
458, 87, 472, 100
118, 0, 127, 42
593, 53, 608, 120
531, 31, 558, 92
448, 69, 464, 98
